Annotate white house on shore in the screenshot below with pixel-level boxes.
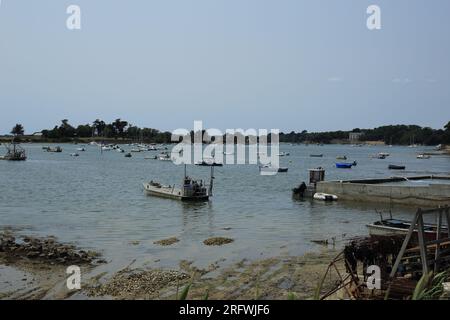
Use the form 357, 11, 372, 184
349, 132, 363, 143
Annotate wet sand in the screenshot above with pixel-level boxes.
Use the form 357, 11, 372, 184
1, 231, 343, 300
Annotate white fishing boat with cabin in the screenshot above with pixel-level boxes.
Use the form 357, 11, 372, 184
143, 165, 214, 201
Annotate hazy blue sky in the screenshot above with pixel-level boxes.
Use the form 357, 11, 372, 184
0, 0, 449, 134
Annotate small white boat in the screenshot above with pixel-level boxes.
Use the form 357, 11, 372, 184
76, 147, 86, 152
417, 154, 431, 159
313, 193, 338, 201
70, 153, 79, 157
277, 152, 290, 157
158, 154, 172, 161
259, 165, 288, 173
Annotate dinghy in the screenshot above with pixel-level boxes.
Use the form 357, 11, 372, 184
388, 165, 405, 170
335, 162, 353, 169
259, 165, 288, 173
277, 152, 290, 157
313, 193, 338, 201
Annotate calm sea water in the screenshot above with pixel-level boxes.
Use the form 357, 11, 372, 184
1, 143, 449, 271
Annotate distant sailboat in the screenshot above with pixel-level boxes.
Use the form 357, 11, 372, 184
409, 135, 418, 148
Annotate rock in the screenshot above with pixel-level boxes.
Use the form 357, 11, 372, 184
203, 237, 234, 246
154, 237, 180, 246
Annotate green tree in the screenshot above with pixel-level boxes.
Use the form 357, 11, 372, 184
113, 119, 128, 138
11, 124, 24, 136
93, 119, 106, 136
76, 124, 93, 138
58, 119, 75, 137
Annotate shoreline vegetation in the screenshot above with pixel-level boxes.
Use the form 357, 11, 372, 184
1, 119, 450, 146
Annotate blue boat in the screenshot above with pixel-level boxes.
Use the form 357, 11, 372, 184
336, 162, 353, 169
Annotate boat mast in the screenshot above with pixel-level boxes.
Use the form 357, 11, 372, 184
209, 166, 214, 196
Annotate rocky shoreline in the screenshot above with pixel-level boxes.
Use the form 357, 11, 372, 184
0, 232, 105, 266
1, 231, 342, 300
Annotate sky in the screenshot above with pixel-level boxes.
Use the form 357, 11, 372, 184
0, 0, 449, 134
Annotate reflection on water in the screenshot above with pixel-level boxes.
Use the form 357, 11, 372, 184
0, 143, 449, 270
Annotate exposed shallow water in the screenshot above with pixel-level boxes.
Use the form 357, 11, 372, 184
1, 143, 449, 271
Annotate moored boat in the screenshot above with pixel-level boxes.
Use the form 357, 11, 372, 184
1, 141, 27, 161
367, 219, 448, 240
388, 164, 406, 170
46, 146, 63, 153
310, 154, 323, 157
195, 160, 223, 167
259, 165, 288, 173
158, 153, 172, 161
313, 193, 338, 201
335, 162, 353, 169
277, 152, 290, 157
143, 165, 214, 201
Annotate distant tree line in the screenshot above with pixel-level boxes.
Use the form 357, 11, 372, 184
279, 123, 450, 145
5, 120, 450, 146
39, 119, 172, 143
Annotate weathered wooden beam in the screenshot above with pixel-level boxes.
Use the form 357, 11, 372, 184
417, 214, 429, 275
434, 210, 443, 273
390, 210, 420, 278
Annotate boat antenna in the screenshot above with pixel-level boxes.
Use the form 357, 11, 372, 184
209, 165, 214, 196
375, 209, 383, 221
184, 163, 187, 178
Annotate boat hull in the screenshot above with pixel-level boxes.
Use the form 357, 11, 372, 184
367, 222, 448, 241
388, 165, 406, 170
313, 192, 338, 201
335, 163, 353, 169
143, 183, 209, 201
